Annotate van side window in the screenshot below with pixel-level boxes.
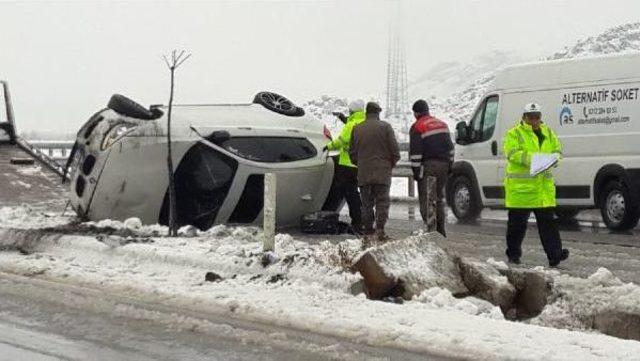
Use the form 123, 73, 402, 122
468, 95, 499, 143
481, 97, 499, 142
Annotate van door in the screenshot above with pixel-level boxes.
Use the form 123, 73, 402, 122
463, 95, 501, 205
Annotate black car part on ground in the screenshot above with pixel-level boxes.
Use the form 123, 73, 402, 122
300, 211, 340, 234
107, 94, 164, 120
253, 92, 305, 117
159, 143, 238, 230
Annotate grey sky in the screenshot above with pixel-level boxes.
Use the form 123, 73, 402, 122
1, 0, 639, 133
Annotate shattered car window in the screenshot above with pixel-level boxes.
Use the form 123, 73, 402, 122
160, 143, 238, 230
221, 137, 317, 163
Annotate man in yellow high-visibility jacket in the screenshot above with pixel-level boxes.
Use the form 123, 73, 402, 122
503, 103, 569, 267
322, 100, 366, 232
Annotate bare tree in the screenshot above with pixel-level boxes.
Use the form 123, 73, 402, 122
162, 50, 191, 236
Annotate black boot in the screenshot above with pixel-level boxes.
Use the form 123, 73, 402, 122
549, 249, 569, 267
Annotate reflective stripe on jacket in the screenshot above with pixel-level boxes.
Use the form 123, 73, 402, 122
326, 110, 365, 167
503, 121, 562, 209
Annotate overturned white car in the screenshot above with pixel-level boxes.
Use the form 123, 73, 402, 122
66, 92, 335, 229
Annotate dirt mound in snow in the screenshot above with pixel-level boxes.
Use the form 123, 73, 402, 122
532, 267, 640, 341
351, 233, 640, 341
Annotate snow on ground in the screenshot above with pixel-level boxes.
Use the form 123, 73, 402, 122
531, 267, 640, 331
0, 207, 639, 360
0, 205, 74, 229
15, 165, 47, 177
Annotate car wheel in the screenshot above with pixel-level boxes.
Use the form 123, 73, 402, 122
107, 94, 160, 120
555, 208, 580, 223
253, 92, 305, 117
448, 175, 481, 221
599, 180, 640, 231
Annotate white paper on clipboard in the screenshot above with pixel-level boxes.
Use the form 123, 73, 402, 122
530, 153, 559, 176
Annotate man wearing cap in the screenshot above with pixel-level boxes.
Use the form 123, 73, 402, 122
409, 99, 454, 237
503, 103, 569, 267
322, 100, 366, 232
350, 102, 400, 243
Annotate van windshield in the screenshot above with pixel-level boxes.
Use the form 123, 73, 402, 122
220, 137, 317, 162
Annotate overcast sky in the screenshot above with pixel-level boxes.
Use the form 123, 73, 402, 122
1, 0, 640, 134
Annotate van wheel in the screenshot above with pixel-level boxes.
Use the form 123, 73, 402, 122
253, 92, 305, 117
449, 175, 481, 221
599, 180, 640, 231
555, 208, 579, 223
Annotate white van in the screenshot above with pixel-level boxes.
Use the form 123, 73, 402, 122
447, 52, 640, 231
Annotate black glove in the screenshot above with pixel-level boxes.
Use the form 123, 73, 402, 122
332, 112, 347, 123
322, 145, 329, 153
412, 168, 423, 182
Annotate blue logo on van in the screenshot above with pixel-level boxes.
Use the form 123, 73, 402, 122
559, 106, 573, 126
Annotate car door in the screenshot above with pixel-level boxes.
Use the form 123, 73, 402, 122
461, 95, 502, 205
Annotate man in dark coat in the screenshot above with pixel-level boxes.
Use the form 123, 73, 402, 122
409, 99, 454, 236
350, 102, 401, 242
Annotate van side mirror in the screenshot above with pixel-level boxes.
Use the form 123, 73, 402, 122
455, 121, 469, 145
206, 130, 231, 145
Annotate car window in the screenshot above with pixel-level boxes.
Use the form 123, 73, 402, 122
160, 143, 238, 230
221, 137, 317, 162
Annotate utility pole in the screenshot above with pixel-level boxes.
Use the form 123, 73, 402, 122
385, 0, 410, 135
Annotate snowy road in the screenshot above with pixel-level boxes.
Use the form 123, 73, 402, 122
0, 209, 639, 360
0, 273, 442, 361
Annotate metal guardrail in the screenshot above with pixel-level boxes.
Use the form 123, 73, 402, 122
15, 137, 67, 178
28, 141, 73, 163
393, 143, 416, 198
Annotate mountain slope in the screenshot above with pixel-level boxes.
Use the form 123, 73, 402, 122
436, 22, 640, 125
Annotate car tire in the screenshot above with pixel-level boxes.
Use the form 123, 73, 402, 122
107, 94, 159, 120
253, 92, 305, 117
555, 208, 580, 223
599, 179, 640, 231
448, 175, 481, 222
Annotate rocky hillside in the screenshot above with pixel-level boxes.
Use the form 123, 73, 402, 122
436, 22, 640, 125
304, 22, 640, 135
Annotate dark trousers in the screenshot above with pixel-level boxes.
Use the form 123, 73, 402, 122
417, 160, 449, 237
323, 165, 362, 227
359, 184, 391, 234
506, 208, 563, 261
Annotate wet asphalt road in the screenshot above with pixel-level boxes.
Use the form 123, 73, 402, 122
0, 273, 449, 361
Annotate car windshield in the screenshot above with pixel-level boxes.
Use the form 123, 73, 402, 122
220, 137, 317, 163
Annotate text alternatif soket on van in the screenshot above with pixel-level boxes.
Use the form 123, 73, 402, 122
562, 87, 640, 104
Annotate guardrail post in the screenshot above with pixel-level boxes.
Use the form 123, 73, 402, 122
263, 173, 277, 252
407, 177, 415, 198
426, 175, 437, 232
